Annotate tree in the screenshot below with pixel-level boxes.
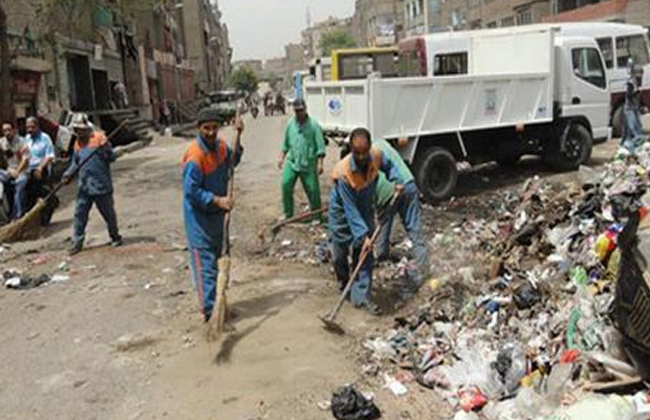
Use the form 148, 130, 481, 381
229, 67, 258, 94
319, 30, 357, 57
0, 0, 11, 123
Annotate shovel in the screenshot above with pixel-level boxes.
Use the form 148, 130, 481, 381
257, 206, 328, 245
319, 193, 400, 334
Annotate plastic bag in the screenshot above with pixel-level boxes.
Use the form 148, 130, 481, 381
331, 385, 381, 420
538, 394, 637, 420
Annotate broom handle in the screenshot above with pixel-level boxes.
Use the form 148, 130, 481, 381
327, 192, 401, 319
223, 106, 243, 256
45, 119, 130, 202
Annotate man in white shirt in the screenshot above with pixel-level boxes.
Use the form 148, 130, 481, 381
0, 122, 30, 219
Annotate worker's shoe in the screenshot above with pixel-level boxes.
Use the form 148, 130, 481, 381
111, 236, 123, 248
360, 301, 383, 316
68, 243, 83, 256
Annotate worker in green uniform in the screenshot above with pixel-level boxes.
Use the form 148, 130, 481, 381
278, 99, 326, 220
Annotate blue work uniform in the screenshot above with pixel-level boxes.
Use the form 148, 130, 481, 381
373, 139, 430, 294
63, 132, 120, 247
182, 135, 242, 321
329, 147, 402, 307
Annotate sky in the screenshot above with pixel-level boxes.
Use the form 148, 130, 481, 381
219, 0, 355, 61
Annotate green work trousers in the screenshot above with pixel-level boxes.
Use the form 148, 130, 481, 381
282, 164, 322, 219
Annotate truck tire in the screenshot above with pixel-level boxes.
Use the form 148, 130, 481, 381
545, 122, 593, 170
414, 147, 458, 203
612, 105, 623, 139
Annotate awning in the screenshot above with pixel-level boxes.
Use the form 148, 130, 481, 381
11, 56, 52, 73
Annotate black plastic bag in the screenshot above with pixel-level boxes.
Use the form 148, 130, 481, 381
331, 385, 381, 420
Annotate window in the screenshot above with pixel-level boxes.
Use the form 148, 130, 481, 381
572, 48, 606, 89
501, 16, 515, 27
400, 50, 425, 77
339, 52, 398, 80
596, 37, 614, 69
418, 0, 424, 15
517, 10, 532, 25
487, 21, 497, 28
434, 52, 468, 76
616, 35, 650, 68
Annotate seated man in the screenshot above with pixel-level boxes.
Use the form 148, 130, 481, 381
24, 116, 56, 183
0, 122, 30, 219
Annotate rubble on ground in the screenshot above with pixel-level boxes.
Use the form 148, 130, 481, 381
357, 145, 650, 419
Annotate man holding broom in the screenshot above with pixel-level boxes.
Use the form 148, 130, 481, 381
182, 108, 244, 323
329, 127, 403, 315
63, 114, 122, 256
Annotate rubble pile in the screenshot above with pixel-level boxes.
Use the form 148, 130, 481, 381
359, 145, 650, 419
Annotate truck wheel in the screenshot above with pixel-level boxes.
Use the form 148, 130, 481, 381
414, 147, 458, 203
546, 123, 593, 170
612, 106, 623, 139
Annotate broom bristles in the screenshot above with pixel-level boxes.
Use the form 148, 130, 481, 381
206, 256, 231, 342
0, 199, 46, 243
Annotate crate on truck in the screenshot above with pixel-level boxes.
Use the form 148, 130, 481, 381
304, 26, 611, 203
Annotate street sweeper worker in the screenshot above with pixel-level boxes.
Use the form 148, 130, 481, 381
328, 127, 403, 316
182, 107, 244, 322
63, 114, 122, 256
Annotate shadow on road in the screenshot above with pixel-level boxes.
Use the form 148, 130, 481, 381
214, 289, 302, 364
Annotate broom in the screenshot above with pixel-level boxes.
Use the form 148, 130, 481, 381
208, 107, 244, 342
0, 120, 129, 244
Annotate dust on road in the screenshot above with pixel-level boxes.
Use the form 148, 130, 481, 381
0, 114, 620, 420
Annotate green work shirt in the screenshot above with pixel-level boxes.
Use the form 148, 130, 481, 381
282, 116, 326, 173
373, 138, 415, 208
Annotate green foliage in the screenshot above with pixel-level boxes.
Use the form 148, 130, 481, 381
319, 30, 357, 56
229, 67, 258, 94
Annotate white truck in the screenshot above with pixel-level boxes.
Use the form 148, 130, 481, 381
305, 26, 611, 203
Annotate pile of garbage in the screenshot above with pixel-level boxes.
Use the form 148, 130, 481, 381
359, 145, 650, 419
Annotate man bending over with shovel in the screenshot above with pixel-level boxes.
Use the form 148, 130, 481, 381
182, 108, 243, 323
329, 127, 403, 316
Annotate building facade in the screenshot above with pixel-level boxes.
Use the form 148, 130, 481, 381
179, 0, 231, 94
433, 0, 550, 32
301, 16, 354, 60
233, 59, 264, 78
544, 0, 650, 26
354, 0, 404, 47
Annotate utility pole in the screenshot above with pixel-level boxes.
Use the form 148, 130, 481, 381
423, 0, 430, 34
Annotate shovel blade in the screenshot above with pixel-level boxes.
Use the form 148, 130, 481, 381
318, 315, 345, 335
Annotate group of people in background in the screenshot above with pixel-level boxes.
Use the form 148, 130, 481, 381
0, 114, 121, 256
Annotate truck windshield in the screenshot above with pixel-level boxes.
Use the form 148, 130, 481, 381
615, 35, 650, 68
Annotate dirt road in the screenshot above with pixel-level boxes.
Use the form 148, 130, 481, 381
0, 115, 627, 420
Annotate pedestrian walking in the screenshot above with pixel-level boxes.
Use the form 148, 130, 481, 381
278, 99, 326, 221
622, 58, 647, 152
182, 108, 244, 322
63, 114, 122, 256
329, 127, 403, 315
